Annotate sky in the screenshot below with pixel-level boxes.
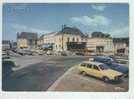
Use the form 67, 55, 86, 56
3, 3, 129, 41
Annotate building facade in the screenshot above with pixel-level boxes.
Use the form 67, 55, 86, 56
37, 32, 57, 49
17, 38, 28, 48
53, 26, 88, 51
2, 40, 11, 50
113, 38, 129, 56
37, 26, 88, 51
86, 38, 114, 55
17, 32, 38, 49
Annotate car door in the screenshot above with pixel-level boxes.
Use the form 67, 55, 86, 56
91, 65, 102, 78
86, 63, 93, 75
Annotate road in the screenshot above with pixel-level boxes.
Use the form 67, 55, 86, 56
2, 56, 89, 91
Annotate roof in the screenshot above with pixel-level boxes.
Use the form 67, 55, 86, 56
91, 32, 111, 38
81, 61, 103, 65
43, 32, 57, 36
57, 26, 87, 37
17, 32, 37, 40
39, 32, 57, 40
96, 56, 111, 59
113, 37, 129, 43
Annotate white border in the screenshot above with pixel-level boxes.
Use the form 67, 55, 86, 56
0, 0, 134, 99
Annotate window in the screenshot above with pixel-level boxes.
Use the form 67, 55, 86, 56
72, 37, 75, 42
99, 64, 109, 70
87, 64, 92, 68
93, 65, 99, 70
77, 38, 79, 42
59, 38, 61, 42
81, 63, 86, 67
59, 45, 61, 48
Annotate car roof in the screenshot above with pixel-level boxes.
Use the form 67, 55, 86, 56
95, 56, 112, 59
81, 61, 103, 65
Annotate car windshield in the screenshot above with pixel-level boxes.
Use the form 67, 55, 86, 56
99, 64, 109, 70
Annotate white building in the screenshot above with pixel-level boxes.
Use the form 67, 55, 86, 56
53, 26, 87, 51
86, 38, 114, 55
37, 26, 88, 51
37, 32, 57, 49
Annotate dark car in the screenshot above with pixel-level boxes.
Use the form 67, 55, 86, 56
75, 52, 84, 56
2, 60, 15, 78
93, 56, 128, 77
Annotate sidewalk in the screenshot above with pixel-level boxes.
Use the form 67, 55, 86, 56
48, 65, 128, 92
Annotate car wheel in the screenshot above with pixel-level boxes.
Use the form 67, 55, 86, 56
81, 71, 87, 76
102, 76, 110, 83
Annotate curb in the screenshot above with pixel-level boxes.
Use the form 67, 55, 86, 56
47, 65, 76, 91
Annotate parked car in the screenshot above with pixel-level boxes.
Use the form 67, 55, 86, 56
93, 56, 128, 77
115, 59, 129, 65
46, 50, 53, 55
78, 61, 123, 82
2, 60, 16, 78
60, 51, 67, 56
75, 52, 84, 56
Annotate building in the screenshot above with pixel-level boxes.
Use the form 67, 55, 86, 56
54, 26, 88, 51
10, 41, 17, 49
113, 38, 129, 56
37, 32, 57, 50
2, 40, 11, 50
17, 38, 28, 48
17, 32, 38, 49
86, 32, 114, 55
37, 26, 88, 51
86, 38, 114, 55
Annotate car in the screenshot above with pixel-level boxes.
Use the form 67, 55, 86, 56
46, 50, 53, 55
60, 51, 67, 56
115, 59, 129, 65
75, 52, 84, 56
93, 56, 128, 77
78, 61, 123, 82
94, 56, 115, 63
2, 60, 16, 78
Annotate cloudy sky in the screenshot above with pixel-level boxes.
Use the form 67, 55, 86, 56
3, 3, 129, 41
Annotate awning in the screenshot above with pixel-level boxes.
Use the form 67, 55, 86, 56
41, 43, 53, 49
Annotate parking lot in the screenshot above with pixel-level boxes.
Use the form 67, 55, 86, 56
2, 54, 128, 91
48, 64, 128, 92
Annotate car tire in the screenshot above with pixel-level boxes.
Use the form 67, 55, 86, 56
81, 71, 87, 76
102, 76, 110, 83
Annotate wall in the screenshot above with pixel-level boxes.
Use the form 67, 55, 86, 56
54, 34, 87, 51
